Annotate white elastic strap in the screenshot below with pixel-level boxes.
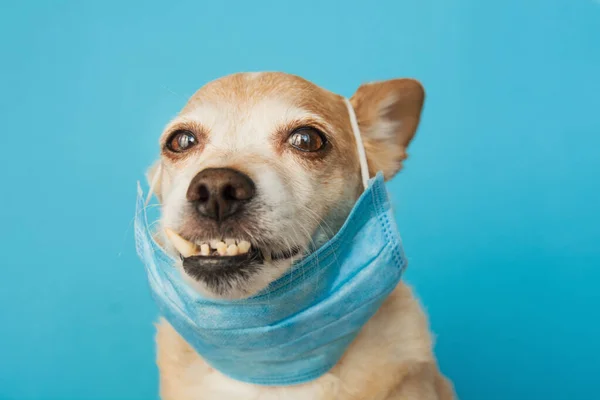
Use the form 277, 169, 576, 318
145, 162, 163, 206
343, 98, 370, 189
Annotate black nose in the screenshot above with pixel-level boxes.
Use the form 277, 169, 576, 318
186, 168, 255, 222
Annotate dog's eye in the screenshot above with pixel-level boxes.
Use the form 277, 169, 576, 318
166, 130, 197, 153
287, 128, 326, 152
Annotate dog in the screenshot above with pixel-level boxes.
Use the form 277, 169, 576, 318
145, 72, 455, 399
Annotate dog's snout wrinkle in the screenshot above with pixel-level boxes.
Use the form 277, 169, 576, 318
187, 168, 255, 222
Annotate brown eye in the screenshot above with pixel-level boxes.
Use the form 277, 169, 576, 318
287, 128, 326, 152
166, 130, 197, 153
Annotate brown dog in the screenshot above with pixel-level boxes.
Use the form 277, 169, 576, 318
146, 72, 455, 399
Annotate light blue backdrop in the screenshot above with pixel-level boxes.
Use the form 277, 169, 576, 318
1, 1, 599, 399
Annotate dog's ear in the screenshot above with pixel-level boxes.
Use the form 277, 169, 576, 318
146, 161, 163, 203
350, 79, 425, 180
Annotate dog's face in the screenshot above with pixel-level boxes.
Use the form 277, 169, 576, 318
148, 72, 424, 299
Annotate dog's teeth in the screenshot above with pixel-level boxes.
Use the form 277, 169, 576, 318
238, 241, 251, 254
164, 228, 198, 258
210, 240, 220, 249
226, 244, 239, 256
200, 244, 210, 256
225, 239, 236, 246
216, 241, 227, 256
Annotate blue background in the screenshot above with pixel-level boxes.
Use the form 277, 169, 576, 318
1, 1, 599, 399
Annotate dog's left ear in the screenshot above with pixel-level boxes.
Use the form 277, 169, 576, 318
350, 78, 425, 180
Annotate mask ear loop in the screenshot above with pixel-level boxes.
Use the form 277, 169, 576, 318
145, 162, 163, 206
343, 98, 370, 190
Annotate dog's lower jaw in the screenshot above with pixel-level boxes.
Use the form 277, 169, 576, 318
177, 257, 296, 300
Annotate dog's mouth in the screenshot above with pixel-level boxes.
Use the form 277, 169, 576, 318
165, 228, 303, 271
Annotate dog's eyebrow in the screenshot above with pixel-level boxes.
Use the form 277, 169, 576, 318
159, 119, 208, 146
273, 116, 335, 138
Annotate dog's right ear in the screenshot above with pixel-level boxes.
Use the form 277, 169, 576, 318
350, 78, 425, 180
146, 161, 163, 204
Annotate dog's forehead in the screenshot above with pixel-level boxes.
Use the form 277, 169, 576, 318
175, 73, 348, 140
182, 72, 332, 111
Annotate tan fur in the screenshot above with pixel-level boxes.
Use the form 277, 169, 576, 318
147, 72, 455, 399
350, 79, 425, 179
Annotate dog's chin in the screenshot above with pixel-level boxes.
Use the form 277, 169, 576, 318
177, 256, 297, 300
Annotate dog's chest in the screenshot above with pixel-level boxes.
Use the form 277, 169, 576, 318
157, 284, 431, 400
181, 364, 346, 400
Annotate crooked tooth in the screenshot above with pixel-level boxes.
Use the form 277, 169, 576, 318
238, 241, 251, 254
225, 238, 236, 246
200, 244, 210, 256
216, 241, 227, 256
227, 244, 239, 256
210, 240, 220, 249
262, 250, 272, 262
164, 228, 198, 257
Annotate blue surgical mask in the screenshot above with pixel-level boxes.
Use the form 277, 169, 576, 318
134, 99, 408, 386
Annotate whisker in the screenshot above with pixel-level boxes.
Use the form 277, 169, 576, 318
160, 84, 191, 101
294, 222, 317, 286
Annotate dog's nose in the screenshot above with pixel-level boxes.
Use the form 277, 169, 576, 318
186, 168, 255, 222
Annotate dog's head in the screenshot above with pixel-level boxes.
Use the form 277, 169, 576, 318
148, 72, 424, 299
